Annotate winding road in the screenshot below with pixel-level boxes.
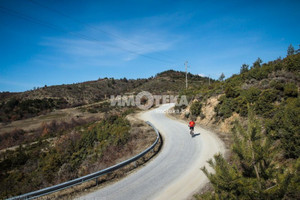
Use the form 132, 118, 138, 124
78, 104, 225, 200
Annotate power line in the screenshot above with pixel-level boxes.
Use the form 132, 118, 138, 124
0, 5, 175, 64
27, 0, 175, 62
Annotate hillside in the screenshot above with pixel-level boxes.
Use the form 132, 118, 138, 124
0, 70, 209, 123
0, 69, 209, 198
172, 53, 300, 199
134, 70, 210, 94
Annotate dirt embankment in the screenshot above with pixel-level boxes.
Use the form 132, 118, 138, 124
173, 95, 239, 150
197, 96, 239, 133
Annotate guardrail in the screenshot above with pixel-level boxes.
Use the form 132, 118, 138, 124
8, 121, 160, 200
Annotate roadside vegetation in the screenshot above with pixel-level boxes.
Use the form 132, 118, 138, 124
200, 107, 299, 199
181, 50, 299, 199
0, 108, 156, 198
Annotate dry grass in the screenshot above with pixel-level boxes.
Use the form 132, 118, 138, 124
33, 115, 161, 200
0, 103, 105, 134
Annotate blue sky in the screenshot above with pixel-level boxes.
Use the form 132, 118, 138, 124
0, 0, 299, 92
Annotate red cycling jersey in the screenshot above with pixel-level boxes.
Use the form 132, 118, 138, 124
189, 121, 195, 127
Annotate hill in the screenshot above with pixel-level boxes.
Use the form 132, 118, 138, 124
173, 53, 300, 199
0, 69, 209, 198
0, 70, 209, 123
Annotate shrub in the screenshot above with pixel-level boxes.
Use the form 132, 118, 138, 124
190, 101, 202, 116
236, 96, 248, 117
225, 86, 240, 98
283, 54, 300, 71
284, 83, 298, 98
243, 87, 261, 103
266, 98, 300, 158
200, 107, 298, 199
215, 95, 237, 119
254, 89, 278, 116
0, 113, 134, 198
0, 98, 68, 122
270, 80, 284, 91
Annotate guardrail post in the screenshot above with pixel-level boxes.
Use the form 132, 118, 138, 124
134, 161, 137, 168
95, 178, 98, 186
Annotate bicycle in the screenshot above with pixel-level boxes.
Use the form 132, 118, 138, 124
190, 129, 194, 137
189, 126, 195, 137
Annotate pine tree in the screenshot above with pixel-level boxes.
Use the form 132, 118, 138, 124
296, 45, 300, 53
240, 64, 249, 74
231, 107, 277, 194
199, 106, 298, 199
218, 73, 225, 82
252, 58, 262, 69
287, 44, 295, 56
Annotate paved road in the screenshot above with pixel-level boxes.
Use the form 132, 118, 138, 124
78, 104, 224, 200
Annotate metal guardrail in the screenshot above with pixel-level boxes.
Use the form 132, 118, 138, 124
8, 121, 160, 200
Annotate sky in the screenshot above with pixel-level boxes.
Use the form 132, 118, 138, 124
0, 0, 299, 92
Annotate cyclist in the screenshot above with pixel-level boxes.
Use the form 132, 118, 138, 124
188, 120, 195, 137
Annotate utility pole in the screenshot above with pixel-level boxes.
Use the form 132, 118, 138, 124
208, 74, 210, 85
185, 61, 188, 89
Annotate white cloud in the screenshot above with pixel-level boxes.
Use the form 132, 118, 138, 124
38, 22, 179, 69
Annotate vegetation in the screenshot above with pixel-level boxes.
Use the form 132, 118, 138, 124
0, 98, 68, 122
198, 107, 300, 199
0, 70, 209, 123
190, 52, 300, 199
0, 117, 96, 151
0, 112, 146, 198
78, 101, 111, 113
218, 73, 225, 82
136, 70, 209, 94
190, 101, 203, 117
265, 98, 300, 159
287, 44, 295, 56
214, 54, 299, 119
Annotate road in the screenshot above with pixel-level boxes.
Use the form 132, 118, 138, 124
78, 103, 225, 200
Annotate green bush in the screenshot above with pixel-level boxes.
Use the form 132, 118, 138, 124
283, 54, 300, 71
254, 89, 278, 116
225, 86, 240, 98
190, 101, 202, 116
236, 96, 248, 117
215, 95, 237, 119
266, 98, 300, 158
284, 83, 298, 98
270, 80, 284, 91
243, 87, 261, 103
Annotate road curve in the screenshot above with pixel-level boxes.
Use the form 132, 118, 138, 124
78, 103, 225, 200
